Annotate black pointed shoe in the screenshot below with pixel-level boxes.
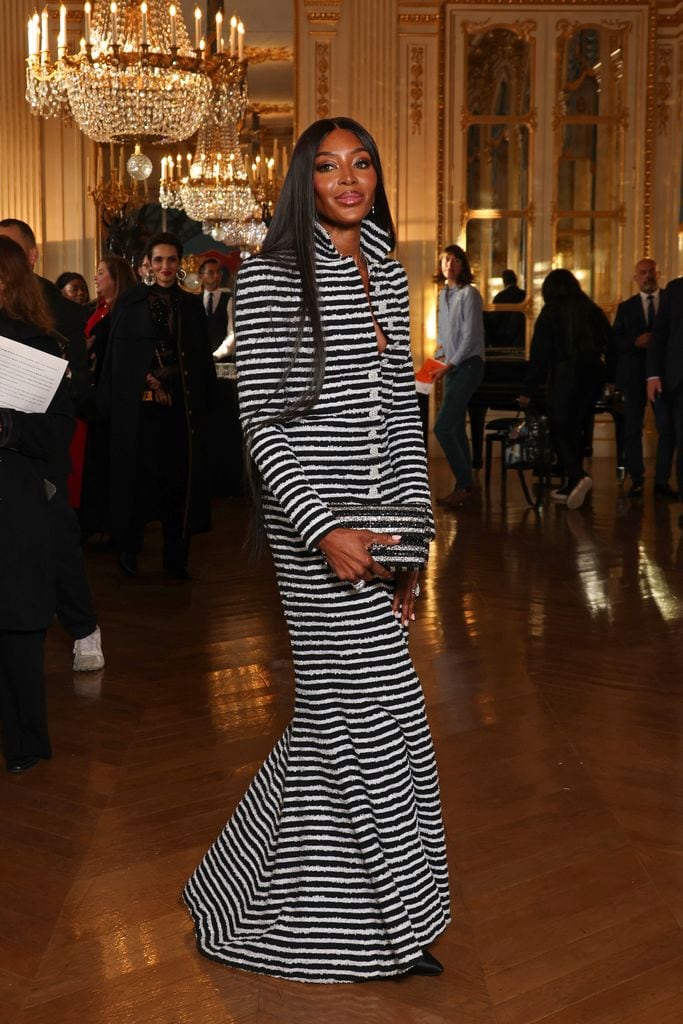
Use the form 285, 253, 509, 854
6, 755, 40, 773
406, 950, 444, 977
117, 552, 138, 577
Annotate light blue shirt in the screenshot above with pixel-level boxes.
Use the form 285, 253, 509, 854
436, 283, 486, 367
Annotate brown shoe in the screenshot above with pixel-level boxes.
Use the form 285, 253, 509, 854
439, 488, 472, 508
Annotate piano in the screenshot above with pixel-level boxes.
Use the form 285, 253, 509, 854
468, 347, 536, 469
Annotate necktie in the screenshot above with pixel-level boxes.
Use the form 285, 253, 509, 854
647, 294, 655, 329
206, 292, 214, 317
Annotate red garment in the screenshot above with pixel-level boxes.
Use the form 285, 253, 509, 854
85, 300, 109, 339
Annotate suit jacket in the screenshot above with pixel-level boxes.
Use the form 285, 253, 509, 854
200, 288, 232, 352
98, 284, 219, 539
648, 276, 683, 392
611, 293, 650, 391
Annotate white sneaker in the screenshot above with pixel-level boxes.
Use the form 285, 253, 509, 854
73, 627, 105, 672
566, 476, 593, 510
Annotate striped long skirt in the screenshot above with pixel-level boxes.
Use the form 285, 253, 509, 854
183, 502, 450, 983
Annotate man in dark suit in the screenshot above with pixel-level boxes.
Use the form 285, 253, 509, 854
646, 261, 683, 503
198, 257, 234, 358
614, 258, 677, 499
489, 268, 526, 348
0, 218, 104, 671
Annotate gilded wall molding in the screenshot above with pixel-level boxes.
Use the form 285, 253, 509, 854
250, 102, 295, 115
409, 46, 425, 134
308, 12, 341, 23
399, 13, 439, 22
245, 47, 294, 64
657, 45, 674, 135
315, 40, 331, 117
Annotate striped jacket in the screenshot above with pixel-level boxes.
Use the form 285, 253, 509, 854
235, 219, 434, 549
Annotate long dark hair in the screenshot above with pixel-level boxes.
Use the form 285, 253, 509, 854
252, 116, 394, 426
541, 268, 608, 359
242, 117, 394, 549
0, 236, 54, 334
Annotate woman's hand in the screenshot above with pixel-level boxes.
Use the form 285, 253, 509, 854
431, 363, 450, 382
392, 569, 421, 628
318, 528, 400, 584
146, 373, 172, 406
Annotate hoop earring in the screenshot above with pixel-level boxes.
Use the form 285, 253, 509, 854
176, 268, 187, 283
143, 270, 156, 287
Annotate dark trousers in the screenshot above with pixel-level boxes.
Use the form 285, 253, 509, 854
53, 478, 98, 640
434, 356, 485, 490
119, 403, 190, 570
0, 630, 51, 761
668, 382, 683, 497
549, 366, 603, 489
623, 380, 676, 486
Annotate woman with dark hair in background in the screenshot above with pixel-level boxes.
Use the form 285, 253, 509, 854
56, 271, 90, 306
519, 268, 610, 509
183, 117, 450, 983
0, 236, 74, 772
98, 232, 217, 578
77, 256, 137, 537
432, 244, 486, 508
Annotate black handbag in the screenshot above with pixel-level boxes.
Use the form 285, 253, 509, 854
505, 413, 553, 470
331, 502, 430, 571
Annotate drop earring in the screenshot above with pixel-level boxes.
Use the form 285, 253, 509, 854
176, 267, 187, 283
143, 269, 156, 286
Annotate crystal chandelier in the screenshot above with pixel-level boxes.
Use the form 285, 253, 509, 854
25, 2, 245, 149
159, 58, 267, 249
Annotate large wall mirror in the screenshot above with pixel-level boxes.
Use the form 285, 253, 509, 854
462, 23, 533, 335
443, 4, 651, 340
553, 23, 627, 306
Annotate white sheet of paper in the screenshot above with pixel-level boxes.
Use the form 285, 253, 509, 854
0, 335, 67, 414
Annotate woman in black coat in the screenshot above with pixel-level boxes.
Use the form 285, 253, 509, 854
99, 232, 218, 578
520, 269, 610, 509
0, 237, 74, 773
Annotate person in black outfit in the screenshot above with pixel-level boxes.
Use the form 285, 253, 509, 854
612, 258, 678, 499
198, 257, 234, 358
519, 269, 610, 509
0, 218, 103, 672
0, 237, 74, 772
647, 273, 683, 514
99, 232, 218, 579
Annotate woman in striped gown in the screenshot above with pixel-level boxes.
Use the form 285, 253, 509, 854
183, 117, 450, 983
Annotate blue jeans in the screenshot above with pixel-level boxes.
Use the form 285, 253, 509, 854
434, 356, 484, 490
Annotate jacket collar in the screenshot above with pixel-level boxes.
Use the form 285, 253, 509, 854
313, 218, 392, 266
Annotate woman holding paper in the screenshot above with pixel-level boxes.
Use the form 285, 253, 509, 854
0, 236, 74, 773
432, 244, 486, 508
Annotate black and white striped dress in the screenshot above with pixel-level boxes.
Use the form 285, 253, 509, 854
183, 220, 450, 983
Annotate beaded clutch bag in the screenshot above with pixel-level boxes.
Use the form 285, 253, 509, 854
331, 502, 430, 571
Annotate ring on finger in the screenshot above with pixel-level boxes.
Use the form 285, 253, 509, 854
351, 579, 366, 592
411, 583, 421, 598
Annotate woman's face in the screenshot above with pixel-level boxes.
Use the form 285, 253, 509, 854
94, 262, 115, 302
441, 252, 463, 285
313, 128, 377, 231
149, 244, 179, 289
62, 277, 89, 304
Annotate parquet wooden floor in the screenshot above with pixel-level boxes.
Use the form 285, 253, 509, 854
3, 456, 683, 1024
